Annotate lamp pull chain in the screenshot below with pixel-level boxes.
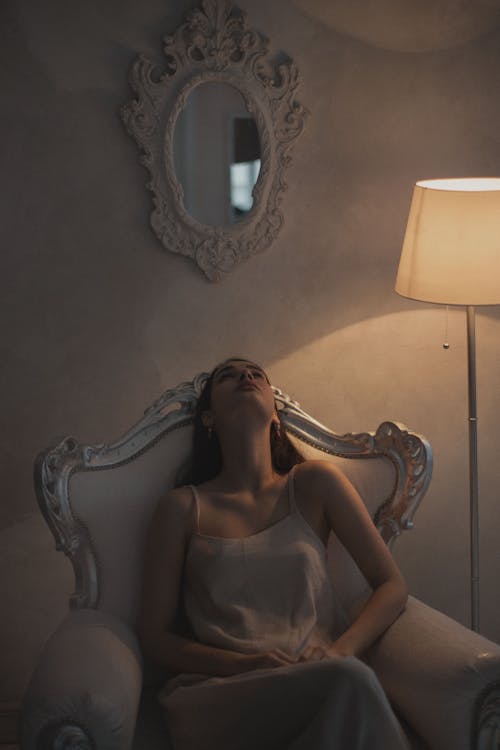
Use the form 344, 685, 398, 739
443, 305, 450, 349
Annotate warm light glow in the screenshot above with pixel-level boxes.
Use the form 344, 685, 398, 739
395, 178, 500, 305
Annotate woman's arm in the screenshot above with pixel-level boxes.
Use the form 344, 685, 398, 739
139, 488, 295, 676
298, 461, 408, 659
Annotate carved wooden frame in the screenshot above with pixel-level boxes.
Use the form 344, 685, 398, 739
121, 0, 308, 280
34, 372, 432, 612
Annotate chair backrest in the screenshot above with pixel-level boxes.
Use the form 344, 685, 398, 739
34, 373, 432, 628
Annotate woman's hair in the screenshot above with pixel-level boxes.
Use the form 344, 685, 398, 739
176, 358, 305, 486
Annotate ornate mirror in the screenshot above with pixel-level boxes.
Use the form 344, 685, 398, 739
172, 81, 261, 226
121, 0, 308, 281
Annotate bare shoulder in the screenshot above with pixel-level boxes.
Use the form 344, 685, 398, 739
290, 461, 353, 541
293, 459, 360, 516
294, 459, 349, 491
152, 485, 194, 534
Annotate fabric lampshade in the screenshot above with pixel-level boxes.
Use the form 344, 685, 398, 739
395, 178, 500, 305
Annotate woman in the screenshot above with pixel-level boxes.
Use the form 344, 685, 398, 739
140, 358, 410, 749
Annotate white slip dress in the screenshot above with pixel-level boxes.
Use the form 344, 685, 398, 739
159, 467, 410, 750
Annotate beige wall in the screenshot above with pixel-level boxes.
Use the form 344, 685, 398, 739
1, 0, 500, 706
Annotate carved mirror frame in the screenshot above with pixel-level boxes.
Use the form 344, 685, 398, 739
121, 0, 308, 281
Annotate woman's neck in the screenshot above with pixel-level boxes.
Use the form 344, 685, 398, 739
215, 426, 278, 493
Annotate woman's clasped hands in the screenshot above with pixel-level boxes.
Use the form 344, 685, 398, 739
240, 642, 348, 672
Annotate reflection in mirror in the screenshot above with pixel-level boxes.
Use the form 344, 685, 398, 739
173, 82, 261, 226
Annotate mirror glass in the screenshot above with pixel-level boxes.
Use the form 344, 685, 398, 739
173, 82, 261, 226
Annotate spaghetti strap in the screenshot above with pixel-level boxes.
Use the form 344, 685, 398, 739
190, 485, 201, 534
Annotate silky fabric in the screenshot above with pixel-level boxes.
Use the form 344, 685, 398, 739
159, 467, 409, 750
182, 468, 345, 658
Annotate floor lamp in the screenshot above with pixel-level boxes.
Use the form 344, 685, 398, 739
395, 177, 500, 633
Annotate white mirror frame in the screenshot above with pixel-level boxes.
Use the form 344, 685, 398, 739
121, 0, 308, 281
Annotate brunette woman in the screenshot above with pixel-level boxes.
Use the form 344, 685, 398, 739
140, 358, 410, 749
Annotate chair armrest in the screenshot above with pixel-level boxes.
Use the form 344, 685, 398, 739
366, 595, 500, 750
20, 609, 143, 750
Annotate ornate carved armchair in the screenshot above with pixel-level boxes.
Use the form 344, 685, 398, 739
20, 374, 500, 749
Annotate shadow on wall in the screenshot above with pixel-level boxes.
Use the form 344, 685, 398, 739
289, 0, 500, 52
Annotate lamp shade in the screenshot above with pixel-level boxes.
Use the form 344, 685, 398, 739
395, 178, 500, 305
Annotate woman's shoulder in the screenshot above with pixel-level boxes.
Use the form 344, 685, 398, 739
293, 458, 346, 485
293, 459, 361, 526
154, 484, 195, 523
293, 460, 352, 513
290, 461, 342, 542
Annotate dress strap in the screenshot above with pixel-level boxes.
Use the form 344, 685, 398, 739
189, 485, 201, 534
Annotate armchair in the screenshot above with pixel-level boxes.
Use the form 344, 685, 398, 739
20, 373, 500, 749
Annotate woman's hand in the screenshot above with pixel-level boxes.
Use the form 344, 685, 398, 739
239, 649, 298, 671
299, 645, 329, 662
299, 642, 351, 662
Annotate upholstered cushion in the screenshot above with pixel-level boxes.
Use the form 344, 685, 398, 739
20, 609, 142, 750
69, 425, 193, 626
368, 596, 500, 750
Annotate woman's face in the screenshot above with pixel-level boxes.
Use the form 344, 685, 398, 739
204, 359, 277, 430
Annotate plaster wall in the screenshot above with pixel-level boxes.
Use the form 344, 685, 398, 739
1, 0, 500, 708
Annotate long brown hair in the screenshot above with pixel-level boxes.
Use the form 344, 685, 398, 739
177, 358, 305, 486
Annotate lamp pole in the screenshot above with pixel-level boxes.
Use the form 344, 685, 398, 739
466, 305, 479, 632
395, 177, 500, 635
